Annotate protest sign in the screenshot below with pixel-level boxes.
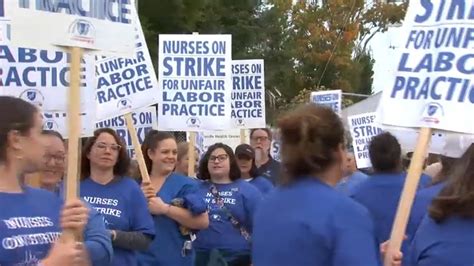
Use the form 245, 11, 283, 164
195, 130, 241, 153
310, 90, 342, 115
377, 0, 474, 134
158, 34, 232, 131
377, 2, 474, 261
95, 8, 158, 120
95, 106, 157, 159
42, 111, 95, 138
231, 59, 265, 128
5, 0, 135, 55
270, 128, 281, 162
0, 44, 95, 111
348, 112, 383, 169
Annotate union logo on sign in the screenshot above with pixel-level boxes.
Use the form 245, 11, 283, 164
117, 98, 133, 110
421, 102, 444, 124
68, 19, 96, 45
186, 117, 201, 128
20, 89, 44, 107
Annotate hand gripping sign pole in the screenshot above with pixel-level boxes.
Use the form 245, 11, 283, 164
63, 47, 83, 243
383, 127, 432, 265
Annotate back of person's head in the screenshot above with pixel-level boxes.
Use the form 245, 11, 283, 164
369, 132, 401, 173
278, 104, 345, 184
429, 144, 474, 222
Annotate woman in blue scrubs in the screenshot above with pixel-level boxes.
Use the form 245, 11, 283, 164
252, 104, 382, 266
0, 96, 89, 265
138, 130, 209, 266
409, 144, 474, 265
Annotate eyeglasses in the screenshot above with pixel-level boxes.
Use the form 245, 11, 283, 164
250, 136, 269, 143
94, 142, 121, 152
209, 154, 228, 163
43, 153, 66, 163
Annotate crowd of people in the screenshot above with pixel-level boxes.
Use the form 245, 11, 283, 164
1, 95, 473, 265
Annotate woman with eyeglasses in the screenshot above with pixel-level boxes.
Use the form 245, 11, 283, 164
22, 129, 114, 266
137, 130, 208, 266
0, 96, 89, 265
79, 128, 155, 266
194, 143, 262, 266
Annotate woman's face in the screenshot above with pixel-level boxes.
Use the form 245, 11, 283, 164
207, 148, 230, 179
148, 138, 177, 175
40, 135, 66, 188
87, 133, 120, 171
237, 155, 253, 176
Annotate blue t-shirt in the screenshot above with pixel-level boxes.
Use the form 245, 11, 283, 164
409, 216, 474, 266
138, 173, 207, 266
0, 187, 62, 265
335, 171, 369, 195
247, 176, 273, 195
80, 177, 155, 266
407, 182, 445, 242
350, 172, 431, 255
194, 179, 262, 255
252, 178, 380, 266
57, 181, 113, 266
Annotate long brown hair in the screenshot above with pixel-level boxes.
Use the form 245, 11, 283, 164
80, 128, 130, 180
429, 144, 474, 222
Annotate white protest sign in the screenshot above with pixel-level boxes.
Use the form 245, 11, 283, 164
95, 8, 158, 121
196, 130, 242, 153
42, 111, 95, 138
5, 0, 135, 55
0, 18, 9, 43
377, 0, 474, 134
269, 128, 281, 162
310, 90, 342, 115
231, 59, 266, 128
95, 106, 157, 159
0, 45, 95, 111
158, 34, 232, 131
348, 112, 383, 169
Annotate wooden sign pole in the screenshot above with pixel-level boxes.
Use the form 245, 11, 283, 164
383, 127, 432, 265
62, 46, 83, 243
188, 132, 197, 177
240, 129, 246, 144
125, 113, 151, 183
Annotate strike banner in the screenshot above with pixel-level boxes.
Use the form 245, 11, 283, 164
5, 0, 136, 55
377, 0, 474, 134
310, 90, 342, 115
158, 34, 232, 131
348, 112, 383, 169
231, 59, 266, 129
95, 7, 159, 121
